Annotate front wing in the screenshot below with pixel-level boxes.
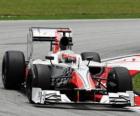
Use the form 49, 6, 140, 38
31, 88, 134, 107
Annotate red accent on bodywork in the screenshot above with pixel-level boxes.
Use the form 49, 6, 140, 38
95, 94, 103, 102
53, 32, 60, 53
69, 71, 84, 88
69, 71, 96, 89
129, 70, 140, 77
62, 53, 76, 61
88, 74, 96, 89
135, 96, 140, 106
100, 67, 140, 78
100, 67, 111, 79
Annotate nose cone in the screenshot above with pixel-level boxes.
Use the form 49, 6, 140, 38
69, 69, 95, 90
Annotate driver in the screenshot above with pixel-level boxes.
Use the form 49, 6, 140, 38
58, 36, 75, 63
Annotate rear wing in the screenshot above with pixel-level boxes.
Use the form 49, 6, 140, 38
30, 27, 72, 42
27, 27, 73, 60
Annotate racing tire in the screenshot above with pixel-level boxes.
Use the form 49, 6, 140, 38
26, 64, 51, 103
26, 70, 34, 103
32, 64, 51, 89
2, 51, 25, 89
81, 52, 101, 62
107, 67, 133, 92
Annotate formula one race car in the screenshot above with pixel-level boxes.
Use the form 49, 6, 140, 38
2, 27, 140, 107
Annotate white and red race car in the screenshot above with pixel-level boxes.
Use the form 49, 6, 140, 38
2, 27, 140, 107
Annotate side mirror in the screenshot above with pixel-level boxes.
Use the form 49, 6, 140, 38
45, 56, 54, 65
86, 56, 93, 66
86, 56, 93, 61
45, 56, 54, 60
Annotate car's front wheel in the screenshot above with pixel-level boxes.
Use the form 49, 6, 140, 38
2, 51, 25, 89
107, 67, 132, 92
26, 64, 51, 103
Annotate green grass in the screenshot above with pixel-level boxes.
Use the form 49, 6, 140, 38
0, 0, 140, 19
133, 74, 140, 93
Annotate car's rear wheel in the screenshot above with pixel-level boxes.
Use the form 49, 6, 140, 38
107, 67, 132, 92
2, 51, 25, 89
81, 52, 101, 62
26, 64, 51, 103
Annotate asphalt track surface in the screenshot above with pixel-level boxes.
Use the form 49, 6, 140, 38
0, 19, 140, 116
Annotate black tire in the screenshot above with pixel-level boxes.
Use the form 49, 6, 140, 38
81, 52, 101, 62
107, 67, 133, 92
2, 51, 25, 89
26, 70, 34, 103
32, 64, 51, 89
26, 64, 51, 103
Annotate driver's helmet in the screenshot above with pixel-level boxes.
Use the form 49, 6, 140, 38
59, 36, 69, 50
